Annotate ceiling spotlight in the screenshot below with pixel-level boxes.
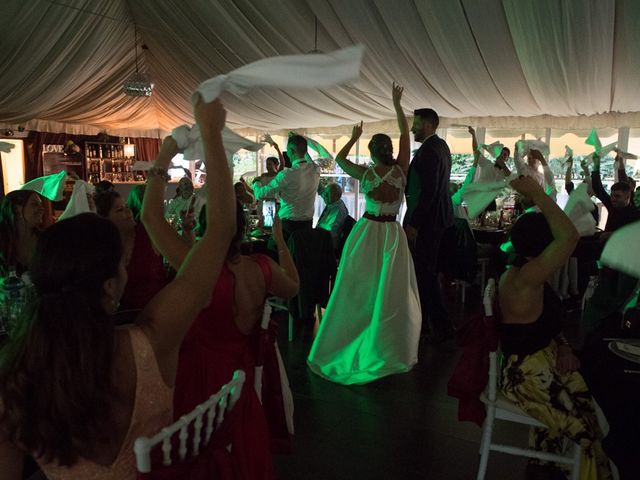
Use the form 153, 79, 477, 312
123, 23, 154, 97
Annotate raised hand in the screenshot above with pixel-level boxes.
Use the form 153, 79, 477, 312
157, 136, 180, 168
351, 121, 363, 141
262, 133, 277, 147
194, 96, 226, 134
467, 126, 476, 136
510, 175, 544, 199
272, 213, 285, 246
392, 82, 404, 106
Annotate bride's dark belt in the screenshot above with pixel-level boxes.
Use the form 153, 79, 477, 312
363, 212, 396, 222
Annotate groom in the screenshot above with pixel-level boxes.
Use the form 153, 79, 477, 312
404, 108, 453, 342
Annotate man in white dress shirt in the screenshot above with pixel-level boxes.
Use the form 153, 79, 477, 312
252, 135, 320, 241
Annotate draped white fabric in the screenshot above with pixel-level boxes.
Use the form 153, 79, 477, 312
2, 0, 640, 137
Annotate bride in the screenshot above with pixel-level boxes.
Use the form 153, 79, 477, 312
307, 83, 422, 385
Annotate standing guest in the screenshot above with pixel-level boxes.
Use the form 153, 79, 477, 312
0, 97, 235, 479
308, 83, 421, 385
165, 176, 204, 221
94, 190, 136, 263
468, 127, 511, 183
590, 153, 639, 232
404, 107, 453, 343
143, 135, 299, 477
0, 190, 45, 277
498, 176, 611, 480
582, 153, 640, 345
251, 135, 320, 242
316, 183, 349, 249
117, 184, 169, 312
94, 179, 115, 195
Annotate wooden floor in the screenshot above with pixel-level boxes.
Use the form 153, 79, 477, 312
273, 285, 533, 480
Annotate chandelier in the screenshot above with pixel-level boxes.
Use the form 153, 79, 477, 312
123, 23, 154, 97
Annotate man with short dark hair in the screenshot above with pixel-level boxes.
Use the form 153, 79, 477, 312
591, 154, 640, 232
252, 134, 320, 241
404, 107, 454, 342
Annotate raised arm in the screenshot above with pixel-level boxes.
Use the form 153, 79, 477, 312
263, 133, 285, 171
393, 82, 410, 175
531, 149, 557, 197
139, 98, 235, 379
141, 138, 192, 269
335, 122, 367, 180
510, 176, 579, 288
266, 214, 299, 299
590, 154, 611, 207
468, 126, 481, 168
564, 156, 574, 194
615, 153, 629, 184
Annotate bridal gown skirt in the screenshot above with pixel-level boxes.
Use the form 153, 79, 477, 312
307, 218, 422, 385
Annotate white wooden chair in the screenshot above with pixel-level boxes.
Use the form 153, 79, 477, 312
133, 370, 246, 474
477, 280, 582, 480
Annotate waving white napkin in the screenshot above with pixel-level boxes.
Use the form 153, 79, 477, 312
601, 220, 640, 278
193, 45, 364, 104
563, 183, 596, 236
58, 180, 95, 221
464, 174, 517, 219
480, 141, 505, 159
172, 124, 262, 168
20, 171, 67, 201
515, 139, 550, 158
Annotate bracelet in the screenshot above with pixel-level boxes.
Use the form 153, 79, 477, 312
147, 166, 170, 182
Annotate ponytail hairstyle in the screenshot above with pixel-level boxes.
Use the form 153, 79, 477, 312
0, 213, 123, 466
368, 134, 395, 166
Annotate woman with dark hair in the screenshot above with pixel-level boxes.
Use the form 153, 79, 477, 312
0, 97, 235, 479
143, 137, 299, 478
307, 83, 421, 385
0, 190, 45, 277
499, 176, 611, 479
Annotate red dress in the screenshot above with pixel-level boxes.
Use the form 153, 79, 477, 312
171, 255, 274, 480
121, 222, 168, 310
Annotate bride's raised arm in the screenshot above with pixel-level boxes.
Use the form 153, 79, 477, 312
393, 82, 410, 175
334, 121, 367, 181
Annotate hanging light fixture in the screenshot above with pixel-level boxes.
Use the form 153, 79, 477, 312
123, 23, 154, 97
308, 16, 324, 54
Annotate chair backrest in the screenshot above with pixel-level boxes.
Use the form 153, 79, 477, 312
254, 301, 273, 401
483, 279, 499, 403
133, 370, 246, 474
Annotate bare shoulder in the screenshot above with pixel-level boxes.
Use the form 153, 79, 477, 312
498, 268, 543, 324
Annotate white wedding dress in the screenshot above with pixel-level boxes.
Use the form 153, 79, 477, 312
307, 164, 422, 385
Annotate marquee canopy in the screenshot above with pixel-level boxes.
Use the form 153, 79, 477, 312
2, 0, 640, 138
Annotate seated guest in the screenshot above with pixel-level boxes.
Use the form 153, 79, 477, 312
251, 135, 320, 243
0, 190, 45, 278
143, 136, 299, 477
0, 97, 235, 479
499, 176, 611, 479
316, 183, 349, 248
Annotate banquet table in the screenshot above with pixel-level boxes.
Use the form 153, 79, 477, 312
471, 227, 509, 246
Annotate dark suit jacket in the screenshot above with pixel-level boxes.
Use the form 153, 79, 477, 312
404, 134, 453, 232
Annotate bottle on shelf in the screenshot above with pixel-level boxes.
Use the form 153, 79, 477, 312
0, 267, 26, 337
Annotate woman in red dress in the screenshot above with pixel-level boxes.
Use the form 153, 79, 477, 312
142, 137, 299, 479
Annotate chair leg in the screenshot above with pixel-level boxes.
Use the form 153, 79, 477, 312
288, 313, 293, 342
477, 406, 495, 480
570, 442, 581, 480
461, 281, 466, 304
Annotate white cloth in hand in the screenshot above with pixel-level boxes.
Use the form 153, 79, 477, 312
601, 220, 640, 279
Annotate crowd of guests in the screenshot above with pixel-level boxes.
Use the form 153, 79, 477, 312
0, 80, 638, 479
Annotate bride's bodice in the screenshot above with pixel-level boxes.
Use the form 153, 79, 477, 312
360, 164, 406, 216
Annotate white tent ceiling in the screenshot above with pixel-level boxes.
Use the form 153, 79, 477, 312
2, 0, 640, 138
